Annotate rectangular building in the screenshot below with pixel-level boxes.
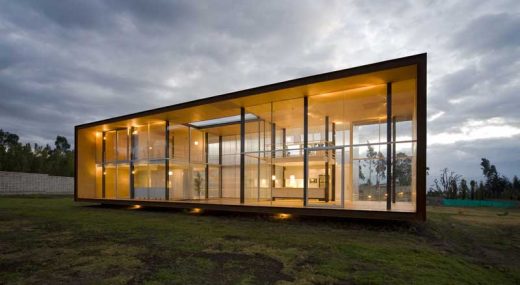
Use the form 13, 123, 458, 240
75, 53, 427, 221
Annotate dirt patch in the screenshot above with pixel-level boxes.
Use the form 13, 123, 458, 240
138, 249, 293, 284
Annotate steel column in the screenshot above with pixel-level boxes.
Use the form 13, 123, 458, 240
101, 131, 106, 198
386, 82, 392, 210
303, 96, 309, 206
130, 127, 135, 199
324, 116, 330, 202
240, 107, 245, 204
392, 117, 396, 203
218, 135, 223, 198
205, 132, 209, 199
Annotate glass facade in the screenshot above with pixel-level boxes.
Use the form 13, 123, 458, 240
76, 56, 425, 218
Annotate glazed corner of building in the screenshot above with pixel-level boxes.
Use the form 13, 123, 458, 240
74, 53, 427, 222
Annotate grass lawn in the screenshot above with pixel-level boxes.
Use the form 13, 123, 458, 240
0, 196, 519, 284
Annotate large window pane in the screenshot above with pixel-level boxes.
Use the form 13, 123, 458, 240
168, 162, 190, 200
149, 123, 166, 159
104, 164, 116, 198
117, 163, 130, 199
105, 131, 116, 163
149, 161, 166, 200
134, 162, 149, 199
116, 130, 128, 161
170, 124, 189, 161
190, 128, 205, 163
133, 126, 148, 160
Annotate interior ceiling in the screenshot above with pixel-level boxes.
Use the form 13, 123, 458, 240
82, 65, 417, 135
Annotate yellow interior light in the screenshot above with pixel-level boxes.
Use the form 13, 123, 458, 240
132, 130, 138, 135
271, 175, 276, 181
168, 171, 173, 176
194, 141, 199, 146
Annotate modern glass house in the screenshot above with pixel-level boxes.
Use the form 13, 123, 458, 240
75, 54, 426, 221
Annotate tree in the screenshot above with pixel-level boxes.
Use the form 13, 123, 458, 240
394, 152, 412, 186
470, 180, 476, 200
364, 142, 377, 186
375, 152, 386, 186
0, 129, 74, 177
358, 164, 365, 182
430, 168, 461, 199
480, 158, 512, 199
513, 176, 520, 200
460, 179, 469, 200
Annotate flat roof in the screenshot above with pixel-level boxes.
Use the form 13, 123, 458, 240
76, 53, 426, 130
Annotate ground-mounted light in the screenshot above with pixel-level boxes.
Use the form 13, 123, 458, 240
130, 205, 142, 210
274, 213, 292, 220
189, 208, 203, 214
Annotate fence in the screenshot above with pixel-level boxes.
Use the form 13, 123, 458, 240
442, 198, 519, 208
0, 171, 73, 195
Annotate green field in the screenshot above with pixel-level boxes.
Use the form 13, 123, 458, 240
0, 196, 518, 284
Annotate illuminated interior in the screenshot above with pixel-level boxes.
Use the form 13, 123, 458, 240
76, 56, 424, 216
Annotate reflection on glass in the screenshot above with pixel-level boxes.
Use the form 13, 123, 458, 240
170, 124, 189, 161
149, 123, 165, 159
105, 131, 116, 162
116, 130, 128, 161
104, 164, 116, 198
117, 164, 130, 199
134, 126, 148, 160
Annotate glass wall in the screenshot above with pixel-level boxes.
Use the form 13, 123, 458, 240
88, 75, 417, 213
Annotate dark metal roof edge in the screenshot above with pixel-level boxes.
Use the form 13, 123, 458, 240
76, 53, 426, 129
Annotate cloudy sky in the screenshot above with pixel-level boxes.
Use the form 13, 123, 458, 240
1, 0, 519, 183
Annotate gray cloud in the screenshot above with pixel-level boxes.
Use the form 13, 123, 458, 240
0, 0, 519, 181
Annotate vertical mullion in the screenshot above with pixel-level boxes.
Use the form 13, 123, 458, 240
101, 131, 106, 198
282, 128, 286, 157
115, 131, 118, 198
205, 132, 209, 199
324, 116, 329, 202
331, 122, 336, 201
240, 107, 245, 204
257, 120, 261, 201
218, 135, 223, 198
386, 82, 392, 210
392, 117, 397, 204
130, 127, 135, 199
165, 121, 170, 200
303, 96, 309, 206
271, 123, 276, 188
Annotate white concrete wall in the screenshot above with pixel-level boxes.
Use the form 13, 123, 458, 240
0, 171, 73, 195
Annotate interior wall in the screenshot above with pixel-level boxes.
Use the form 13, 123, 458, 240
77, 127, 98, 198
